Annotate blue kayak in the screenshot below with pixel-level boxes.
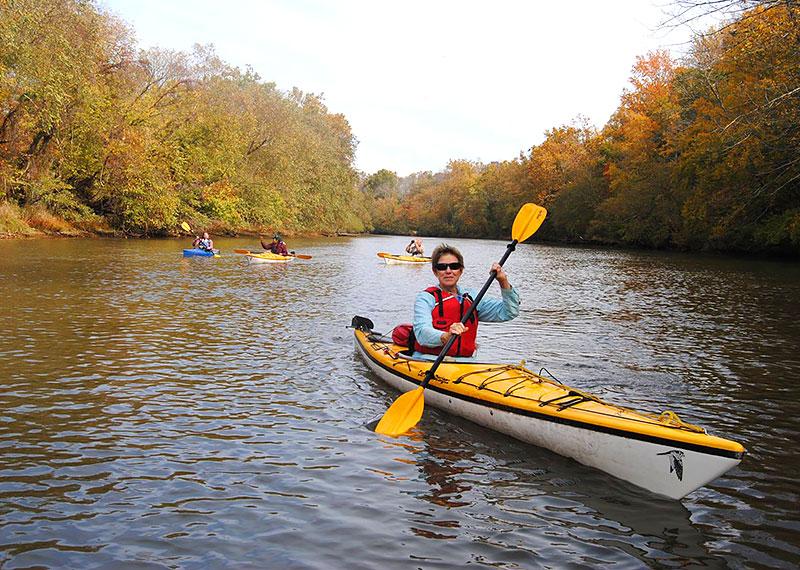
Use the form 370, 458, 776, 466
183, 248, 220, 257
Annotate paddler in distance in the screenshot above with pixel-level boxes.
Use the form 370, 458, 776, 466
261, 233, 289, 256
192, 232, 214, 251
405, 238, 425, 257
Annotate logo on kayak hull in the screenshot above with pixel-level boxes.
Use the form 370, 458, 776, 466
657, 450, 685, 481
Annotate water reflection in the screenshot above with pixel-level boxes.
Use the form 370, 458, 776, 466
366, 403, 728, 567
414, 439, 474, 510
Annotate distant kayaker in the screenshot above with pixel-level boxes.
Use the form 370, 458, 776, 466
405, 238, 424, 256
412, 244, 519, 361
192, 232, 214, 251
261, 234, 289, 256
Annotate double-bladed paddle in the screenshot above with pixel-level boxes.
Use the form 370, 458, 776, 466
232, 248, 313, 260
374, 203, 547, 437
377, 252, 430, 259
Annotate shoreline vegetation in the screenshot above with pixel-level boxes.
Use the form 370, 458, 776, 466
0, 199, 356, 239
1, 1, 798, 256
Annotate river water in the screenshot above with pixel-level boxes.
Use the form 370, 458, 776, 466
0, 235, 798, 569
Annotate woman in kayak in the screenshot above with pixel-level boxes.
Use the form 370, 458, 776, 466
405, 238, 425, 256
412, 244, 519, 361
192, 232, 214, 251
261, 234, 289, 256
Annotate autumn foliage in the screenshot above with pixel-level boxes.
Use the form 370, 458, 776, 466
362, 4, 800, 255
0, 0, 366, 236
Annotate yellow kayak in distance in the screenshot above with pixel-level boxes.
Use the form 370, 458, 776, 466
377, 252, 431, 265
246, 252, 294, 264
352, 316, 745, 500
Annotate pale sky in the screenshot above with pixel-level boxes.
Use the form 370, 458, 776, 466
101, 0, 695, 176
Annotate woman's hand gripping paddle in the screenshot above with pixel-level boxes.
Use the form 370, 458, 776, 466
374, 203, 547, 437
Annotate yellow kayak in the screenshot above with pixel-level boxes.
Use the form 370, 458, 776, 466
352, 316, 745, 499
377, 252, 431, 264
246, 252, 294, 264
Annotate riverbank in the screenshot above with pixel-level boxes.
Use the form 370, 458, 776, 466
0, 226, 363, 240
0, 201, 362, 240
0, 201, 102, 238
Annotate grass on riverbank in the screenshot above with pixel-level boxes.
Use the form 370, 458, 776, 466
0, 201, 38, 237
0, 201, 356, 239
0, 201, 116, 238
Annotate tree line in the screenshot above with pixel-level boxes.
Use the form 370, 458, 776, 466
361, 3, 800, 255
1, 0, 367, 236
2, 1, 798, 256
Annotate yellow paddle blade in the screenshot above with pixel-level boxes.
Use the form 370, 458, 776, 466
375, 387, 425, 437
180, 222, 191, 232
511, 203, 547, 243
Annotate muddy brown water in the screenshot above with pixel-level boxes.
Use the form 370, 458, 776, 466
1, 236, 797, 568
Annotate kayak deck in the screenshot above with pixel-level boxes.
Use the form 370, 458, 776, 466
354, 323, 745, 499
246, 252, 294, 263
183, 248, 220, 257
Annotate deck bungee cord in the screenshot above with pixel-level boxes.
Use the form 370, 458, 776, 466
367, 336, 708, 435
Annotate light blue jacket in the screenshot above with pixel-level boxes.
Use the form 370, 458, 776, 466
412, 284, 520, 361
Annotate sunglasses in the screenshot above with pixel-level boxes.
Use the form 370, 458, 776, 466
434, 262, 463, 271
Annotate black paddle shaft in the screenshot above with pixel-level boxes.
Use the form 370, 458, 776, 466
419, 240, 518, 390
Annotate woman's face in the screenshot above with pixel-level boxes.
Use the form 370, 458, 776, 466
434, 253, 463, 290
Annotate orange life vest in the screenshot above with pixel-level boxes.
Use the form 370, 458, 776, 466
414, 286, 478, 357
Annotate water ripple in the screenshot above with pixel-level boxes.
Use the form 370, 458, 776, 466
0, 237, 798, 568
